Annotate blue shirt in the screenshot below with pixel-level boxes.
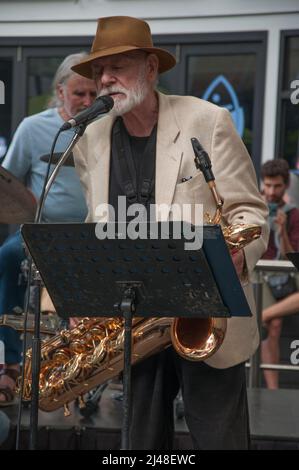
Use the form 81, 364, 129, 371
2, 108, 87, 222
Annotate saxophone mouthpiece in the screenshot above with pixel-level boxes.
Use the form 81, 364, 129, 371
191, 138, 214, 183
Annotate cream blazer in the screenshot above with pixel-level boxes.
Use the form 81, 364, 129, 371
73, 92, 269, 369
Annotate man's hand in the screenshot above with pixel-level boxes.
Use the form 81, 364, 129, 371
69, 317, 81, 329
274, 209, 287, 236
231, 249, 245, 279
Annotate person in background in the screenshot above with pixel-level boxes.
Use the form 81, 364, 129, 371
0, 52, 97, 405
261, 159, 299, 389
263, 292, 299, 323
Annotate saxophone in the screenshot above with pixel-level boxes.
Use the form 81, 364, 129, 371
21, 139, 261, 415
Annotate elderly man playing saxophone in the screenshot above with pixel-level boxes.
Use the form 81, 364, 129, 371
72, 16, 269, 450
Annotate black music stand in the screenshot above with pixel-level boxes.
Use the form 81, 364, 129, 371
21, 221, 251, 450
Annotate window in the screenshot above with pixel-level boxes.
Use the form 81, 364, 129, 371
187, 53, 256, 155
156, 33, 267, 173
27, 57, 63, 115
0, 58, 13, 163
277, 32, 299, 170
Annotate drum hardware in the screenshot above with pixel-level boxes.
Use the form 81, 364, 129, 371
0, 312, 60, 336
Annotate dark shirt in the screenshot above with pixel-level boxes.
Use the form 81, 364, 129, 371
109, 119, 156, 220
262, 207, 299, 259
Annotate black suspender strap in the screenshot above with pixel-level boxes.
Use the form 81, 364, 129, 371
112, 117, 156, 206
139, 124, 157, 206
112, 118, 138, 204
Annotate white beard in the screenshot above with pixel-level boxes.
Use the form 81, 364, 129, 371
99, 66, 149, 116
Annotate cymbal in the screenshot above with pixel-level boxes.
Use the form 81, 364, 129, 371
0, 166, 37, 224
40, 152, 75, 167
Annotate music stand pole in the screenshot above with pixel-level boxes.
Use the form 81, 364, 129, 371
28, 124, 87, 450
35, 124, 86, 224
118, 286, 136, 450
28, 267, 42, 450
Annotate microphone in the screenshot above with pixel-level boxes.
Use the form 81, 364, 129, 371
191, 137, 214, 183
60, 95, 114, 131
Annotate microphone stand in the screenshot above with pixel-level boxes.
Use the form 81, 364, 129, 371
28, 123, 87, 450
35, 124, 87, 223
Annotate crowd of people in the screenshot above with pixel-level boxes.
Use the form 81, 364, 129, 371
0, 15, 298, 449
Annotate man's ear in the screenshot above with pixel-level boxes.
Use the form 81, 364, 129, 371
146, 54, 159, 81
56, 84, 64, 103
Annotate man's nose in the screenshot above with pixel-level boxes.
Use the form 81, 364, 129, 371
83, 94, 95, 107
101, 69, 116, 87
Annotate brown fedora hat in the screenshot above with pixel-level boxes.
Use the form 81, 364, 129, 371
72, 16, 176, 78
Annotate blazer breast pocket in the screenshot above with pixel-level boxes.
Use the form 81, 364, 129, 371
173, 173, 214, 213
173, 174, 205, 207
175, 172, 204, 193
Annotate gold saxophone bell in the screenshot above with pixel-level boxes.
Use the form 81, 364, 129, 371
20, 140, 261, 413
171, 317, 227, 361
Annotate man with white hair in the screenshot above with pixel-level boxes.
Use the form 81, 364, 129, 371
0, 53, 96, 405
72, 16, 269, 449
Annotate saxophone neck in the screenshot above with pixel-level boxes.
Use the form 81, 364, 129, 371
191, 137, 224, 226
207, 181, 223, 225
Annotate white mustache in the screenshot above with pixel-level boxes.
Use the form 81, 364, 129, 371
99, 86, 127, 96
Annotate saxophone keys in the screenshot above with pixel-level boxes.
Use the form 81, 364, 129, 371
64, 403, 71, 417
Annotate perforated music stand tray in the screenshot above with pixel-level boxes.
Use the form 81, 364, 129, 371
21, 221, 251, 450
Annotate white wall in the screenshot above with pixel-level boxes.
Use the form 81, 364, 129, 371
0, 1, 298, 37
1, 0, 299, 163
0, 0, 299, 29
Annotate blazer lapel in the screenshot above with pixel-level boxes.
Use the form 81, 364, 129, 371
155, 92, 183, 220
90, 116, 115, 221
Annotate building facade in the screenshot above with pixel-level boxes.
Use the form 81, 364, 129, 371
0, 0, 298, 173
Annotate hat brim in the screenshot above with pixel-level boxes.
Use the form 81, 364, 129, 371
71, 45, 176, 79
